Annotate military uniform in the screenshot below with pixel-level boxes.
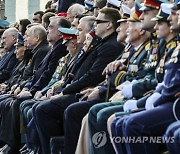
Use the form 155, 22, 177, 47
87, 1, 171, 154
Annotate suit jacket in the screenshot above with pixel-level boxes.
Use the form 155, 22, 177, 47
0, 46, 18, 83
61, 33, 124, 95
27, 39, 68, 96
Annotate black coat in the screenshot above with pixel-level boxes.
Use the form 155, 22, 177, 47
0, 46, 18, 83
22, 40, 50, 81
61, 33, 124, 95
26, 39, 68, 96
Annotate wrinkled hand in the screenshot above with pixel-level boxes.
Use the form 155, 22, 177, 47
87, 87, 100, 100
17, 90, 32, 98
50, 93, 63, 100
80, 88, 94, 95
34, 91, 43, 100
123, 99, 138, 112
14, 87, 21, 96
46, 88, 54, 98
102, 60, 123, 76
145, 92, 161, 110
0, 83, 8, 93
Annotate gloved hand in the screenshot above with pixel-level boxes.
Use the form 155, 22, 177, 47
155, 82, 164, 92
123, 99, 138, 112
121, 80, 137, 99
145, 92, 161, 110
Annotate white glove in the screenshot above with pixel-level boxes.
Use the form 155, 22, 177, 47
145, 92, 161, 110
155, 82, 164, 91
123, 99, 138, 112
121, 82, 133, 99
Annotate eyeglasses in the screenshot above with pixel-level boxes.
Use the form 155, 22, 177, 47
95, 19, 110, 24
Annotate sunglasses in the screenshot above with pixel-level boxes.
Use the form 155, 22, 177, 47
95, 19, 110, 24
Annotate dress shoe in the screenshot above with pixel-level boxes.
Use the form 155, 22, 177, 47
19, 144, 27, 152
0, 145, 8, 152
0, 145, 20, 154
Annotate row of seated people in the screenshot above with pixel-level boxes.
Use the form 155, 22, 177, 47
0, 0, 179, 154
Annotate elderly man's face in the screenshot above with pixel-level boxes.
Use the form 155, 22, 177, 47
47, 19, 62, 45
116, 21, 128, 43
126, 21, 141, 44
2, 31, 16, 50
25, 28, 38, 49
76, 21, 88, 45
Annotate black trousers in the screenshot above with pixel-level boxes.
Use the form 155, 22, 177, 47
64, 97, 104, 154
0, 96, 31, 148
32, 94, 79, 154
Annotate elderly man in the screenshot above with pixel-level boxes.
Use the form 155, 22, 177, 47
0, 17, 71, 154
0, 28, 19, 83
32, 7, 124, 154
66, 3, 85, 23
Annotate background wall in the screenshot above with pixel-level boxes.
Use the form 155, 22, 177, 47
5, 0, 49, 24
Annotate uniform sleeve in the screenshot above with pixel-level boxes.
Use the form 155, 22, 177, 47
154, 68, 180, 106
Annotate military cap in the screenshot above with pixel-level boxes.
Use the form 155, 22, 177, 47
15, 33, 24, 46
84, 0, 94, 10
171, 0, 180, 10
0, 19, 10, 29
152, 3, 172, 21
140, 0, 168, 11
58, 28, 77, 44
93, 0, 106, 9
107, 0, 121, 9
118, 4, 131, 23
51, 1, 58, 7
57, 12, 67, 17
128, 1, 142, 22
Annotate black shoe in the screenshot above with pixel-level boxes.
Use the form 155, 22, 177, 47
19, 144, 27, 152
0, 145, 8, 152
0, 145, 20, 154
20, 148, 31, 154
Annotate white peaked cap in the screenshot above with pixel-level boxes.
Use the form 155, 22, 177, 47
107, 0, 121, 7
161, 3, 174, 15
121, 4, 131, 15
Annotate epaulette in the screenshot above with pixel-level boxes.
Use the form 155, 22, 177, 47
166, 41, 177, 50
145, 42, 151, 51
110, 70, 126, 87
169, 49, 179, 64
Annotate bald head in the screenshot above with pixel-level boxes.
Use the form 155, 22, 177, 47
2, 28, 18, 50
67, 4, 85, 22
